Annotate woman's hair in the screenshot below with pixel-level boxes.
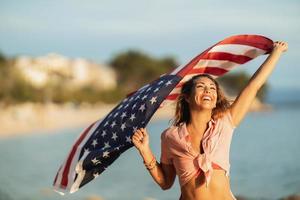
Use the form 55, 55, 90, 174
172, 74, 231, 126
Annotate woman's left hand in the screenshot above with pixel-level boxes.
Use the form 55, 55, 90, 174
273, 41, 288, 53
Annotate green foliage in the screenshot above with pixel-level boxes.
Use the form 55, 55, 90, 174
218, 71, 268, 101
109, 50, 177, 93
0, 63, 44, 104
0, 50, 269, 105
0, 53, 126, 104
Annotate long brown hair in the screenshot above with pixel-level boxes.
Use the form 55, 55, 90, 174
173, 74, 231, 126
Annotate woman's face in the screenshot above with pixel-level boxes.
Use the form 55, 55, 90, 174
187, 77, 218, 110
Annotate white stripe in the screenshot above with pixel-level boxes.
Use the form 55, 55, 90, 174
54, 158, 69, 191
176, 73, 199, 85
168, 87, 182, 96
170, 51, 200, 75
208, 44, 266, 58
194, 59, 239, 71
65, 119, 102, 192
53, 187, 66, 195
53, 119, 102, 194
170, 64, 185, 75
160, 99, 177, 108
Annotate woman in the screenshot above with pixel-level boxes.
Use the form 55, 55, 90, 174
132, 41, 288, 200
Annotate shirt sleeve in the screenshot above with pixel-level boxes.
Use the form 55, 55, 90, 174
160, 130, 173, 165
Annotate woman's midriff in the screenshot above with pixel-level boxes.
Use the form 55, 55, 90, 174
180, 169, 234, 200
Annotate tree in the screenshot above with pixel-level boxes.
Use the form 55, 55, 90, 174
109, 50, 178, 93
218, 71, 268, 101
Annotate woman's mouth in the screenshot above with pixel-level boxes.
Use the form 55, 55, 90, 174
202, 95, 212, 101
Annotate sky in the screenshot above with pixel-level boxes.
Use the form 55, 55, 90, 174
0, 0, 299, 90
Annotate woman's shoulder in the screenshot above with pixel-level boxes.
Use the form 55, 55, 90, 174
216, 109, 236, 129
161, 125, 179, 140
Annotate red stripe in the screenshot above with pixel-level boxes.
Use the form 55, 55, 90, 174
176, 48, 213, 77
174, 67, 229, 88
193, 67, 228, 76
175, 35, 270, 78
201, 52, 252, 64
60, 122, 96, 188
166, 93, 179, 100
168, 36, 271, 105
217, 35, 273, 52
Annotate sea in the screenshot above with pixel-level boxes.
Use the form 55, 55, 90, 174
0, 88, 299, 200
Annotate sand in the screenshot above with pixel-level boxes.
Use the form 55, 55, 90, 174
0, 98, 271, 139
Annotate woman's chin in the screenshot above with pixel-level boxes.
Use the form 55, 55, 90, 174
195, 104, 214, 110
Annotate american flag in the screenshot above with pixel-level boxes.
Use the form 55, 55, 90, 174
53, 35, 273, 194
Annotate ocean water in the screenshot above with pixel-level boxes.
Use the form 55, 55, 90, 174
0, 103, 300, 200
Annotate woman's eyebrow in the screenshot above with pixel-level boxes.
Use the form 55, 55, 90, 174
197, 82, 216, 86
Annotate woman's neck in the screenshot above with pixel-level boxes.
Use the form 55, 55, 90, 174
187, 109, 212, 137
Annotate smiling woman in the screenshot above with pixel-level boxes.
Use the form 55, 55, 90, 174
173, 74, 231, 127
132, 41, 288, 200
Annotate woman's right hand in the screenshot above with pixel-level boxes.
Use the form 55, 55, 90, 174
132, 128, 150, 153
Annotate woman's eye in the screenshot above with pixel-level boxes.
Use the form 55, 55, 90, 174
210, 87, 216, 90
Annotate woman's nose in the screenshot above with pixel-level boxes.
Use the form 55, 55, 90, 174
204, 87, 211, 93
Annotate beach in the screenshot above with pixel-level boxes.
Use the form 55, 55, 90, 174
0, 97, 271, 139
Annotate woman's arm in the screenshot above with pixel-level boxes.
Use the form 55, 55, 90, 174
229, 41, 288, 127
132, 128, 176, 190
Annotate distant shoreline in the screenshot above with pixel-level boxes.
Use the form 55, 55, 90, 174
0, 98, 271, 139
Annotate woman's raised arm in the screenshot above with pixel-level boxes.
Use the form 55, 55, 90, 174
132, 128, 176, 190
229, 41, 288, 127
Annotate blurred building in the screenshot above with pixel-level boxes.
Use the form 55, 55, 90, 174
14, 53, 117, 90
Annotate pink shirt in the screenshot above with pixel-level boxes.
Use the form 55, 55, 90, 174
160, 111, 236, 187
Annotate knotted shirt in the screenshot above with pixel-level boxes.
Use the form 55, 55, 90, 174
160, 111, 236, 187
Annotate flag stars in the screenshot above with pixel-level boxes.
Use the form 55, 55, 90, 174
165, 80, 172, 86
126, 136, 132, 143
102, 142, 111, 150
121, 123, 126, 131
154, 87, 160, 93
135, 95, 140, 100
117, 104, 123, 110
124, 103, 129, 109
92, 139, 98, 148
130, 113, 136, 121
133, 126, 138, 133
146, 87, 152, 92
158, 80, 164, 85
112, 132, 118, 141
139, 104, 146, 112
129, 96, 135, 102
149, 96, 157, 104
93, 172, 100, 178
121, 112, 127, 119
114, 112, 119, 118
91, 157, 101, 165
104, 121, 109, 127
84, 148, 90, 155
110, 121, 116, 128
132, 103, 137, 110
101, 130, 107, 137
142, 95, 148, 100
103, 151, 110, 158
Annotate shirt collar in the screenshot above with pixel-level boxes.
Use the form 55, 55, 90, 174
178, 118, 216, 140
